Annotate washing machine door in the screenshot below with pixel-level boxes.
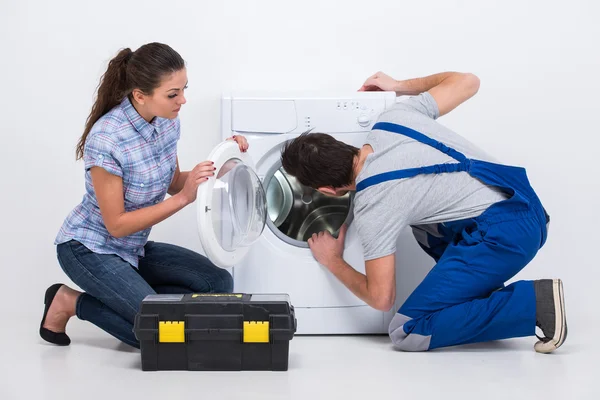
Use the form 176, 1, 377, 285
196, 140, 267, 268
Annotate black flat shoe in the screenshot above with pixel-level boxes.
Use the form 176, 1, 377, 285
39, 283, 71, 346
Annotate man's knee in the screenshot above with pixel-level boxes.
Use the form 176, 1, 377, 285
388, 313, 431, 352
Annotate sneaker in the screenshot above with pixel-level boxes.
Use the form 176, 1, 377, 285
534, 279, 567, 353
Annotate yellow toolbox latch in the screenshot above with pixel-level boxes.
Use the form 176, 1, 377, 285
243, 321, 269, 343
159, 321, 185, 343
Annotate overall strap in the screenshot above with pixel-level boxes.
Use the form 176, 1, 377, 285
372, 122, 469, 163
356, 122, 471, 193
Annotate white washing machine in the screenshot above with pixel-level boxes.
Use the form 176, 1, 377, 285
196, 91, 404, 335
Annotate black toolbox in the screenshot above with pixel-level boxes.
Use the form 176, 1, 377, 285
133, 293, 296, 371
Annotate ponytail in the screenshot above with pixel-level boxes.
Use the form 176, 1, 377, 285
76, 48, 133, 160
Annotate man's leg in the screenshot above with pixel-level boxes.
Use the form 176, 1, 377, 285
410, 224, 451, 263
390, 215, 542, 351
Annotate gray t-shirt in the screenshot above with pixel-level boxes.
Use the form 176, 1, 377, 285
354, 92, 508, 261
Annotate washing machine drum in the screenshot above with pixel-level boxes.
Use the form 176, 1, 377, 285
265, 167, 353, 243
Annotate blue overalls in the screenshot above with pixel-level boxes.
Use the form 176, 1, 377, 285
357, 122, 550, 351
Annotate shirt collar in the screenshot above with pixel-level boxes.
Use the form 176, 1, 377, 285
121, 97, 156, 142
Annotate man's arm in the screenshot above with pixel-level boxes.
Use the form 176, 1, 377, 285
307, 225, 396, 311
399, 72, 480, 117
359, 71, 480, 117
325, 255, 396, 311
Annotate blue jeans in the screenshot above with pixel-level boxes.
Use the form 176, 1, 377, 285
56, 240, 233, 348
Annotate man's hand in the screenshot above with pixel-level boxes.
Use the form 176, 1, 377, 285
359, 71, 399, 92
308, 224, 348, 269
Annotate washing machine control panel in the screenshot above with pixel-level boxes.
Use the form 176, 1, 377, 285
227, 92, 396, 135
298, 97, 393, 133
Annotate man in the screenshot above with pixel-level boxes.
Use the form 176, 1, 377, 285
280, 71, 566, 353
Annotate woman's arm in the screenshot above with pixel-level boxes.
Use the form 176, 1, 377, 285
168, 157, 188, 195
91, 160, 214, 238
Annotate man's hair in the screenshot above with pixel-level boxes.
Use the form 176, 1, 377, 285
280, 133, 359, 189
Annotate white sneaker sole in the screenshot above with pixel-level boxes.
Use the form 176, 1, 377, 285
534, 279, 567, 353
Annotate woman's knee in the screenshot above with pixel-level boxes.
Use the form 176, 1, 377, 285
196, 255, 233, 293
213, 267, 233, 293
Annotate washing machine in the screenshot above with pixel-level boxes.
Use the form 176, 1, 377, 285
196, 91, 402, 334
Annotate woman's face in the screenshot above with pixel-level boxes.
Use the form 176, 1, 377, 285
141, 68, 188, 120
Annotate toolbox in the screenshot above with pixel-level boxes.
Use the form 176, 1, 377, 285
133, 293, 296, 371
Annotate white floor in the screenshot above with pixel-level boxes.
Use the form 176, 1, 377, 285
2, 310, 598, 400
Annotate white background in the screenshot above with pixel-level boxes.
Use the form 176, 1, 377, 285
2, 1, 599, 399
1, 0, 598, 335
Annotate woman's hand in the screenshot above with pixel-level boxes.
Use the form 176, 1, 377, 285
227, 135, 249, 152
177, 161, 215, 205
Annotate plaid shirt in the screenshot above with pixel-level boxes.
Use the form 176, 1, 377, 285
55, 97, 180, 267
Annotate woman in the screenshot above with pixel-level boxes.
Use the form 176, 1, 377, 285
40, 43, 248, 348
